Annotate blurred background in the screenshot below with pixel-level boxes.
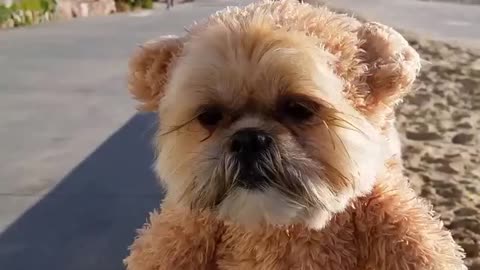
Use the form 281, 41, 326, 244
0, 0, 478, 269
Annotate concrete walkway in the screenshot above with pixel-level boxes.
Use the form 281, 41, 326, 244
0, 1, 252, 269
321, 0, 480, 49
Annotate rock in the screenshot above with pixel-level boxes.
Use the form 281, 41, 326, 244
24, 10, 33, 24
31, 11, 40, 24
43, 12, 51, 22
11, 10, 24, 25
90, 0, 116, 15
406, 131, 442, 141
55, 0, 116, 19
452, 133, 474, 145
79, 2, 89, 17
0, 18, 14, 29
55, 0, 74, 19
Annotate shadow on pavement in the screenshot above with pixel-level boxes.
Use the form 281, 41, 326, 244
0, 113, 163, 270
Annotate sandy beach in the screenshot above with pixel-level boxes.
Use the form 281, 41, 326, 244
397, 36, 480, 269
420, 0, 480, 4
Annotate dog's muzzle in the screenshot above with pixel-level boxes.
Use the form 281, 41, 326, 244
230, 128, 276, 190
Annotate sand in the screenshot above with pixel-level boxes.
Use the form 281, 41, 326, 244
419, 0, 480, 5
396, 36, 480, 269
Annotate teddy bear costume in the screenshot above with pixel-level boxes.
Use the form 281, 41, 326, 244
123, 1, 466, 269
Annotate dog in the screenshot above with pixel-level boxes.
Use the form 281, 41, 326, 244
131, 5, 399, 230
124, 1, 465, 269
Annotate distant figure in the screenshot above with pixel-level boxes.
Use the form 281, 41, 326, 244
166, 0, 174, 9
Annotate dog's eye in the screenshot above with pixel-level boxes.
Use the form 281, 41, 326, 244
282, 100, 315, 121
197, 107, 223, 127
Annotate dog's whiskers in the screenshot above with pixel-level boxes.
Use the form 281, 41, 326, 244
322, 161, 352, 190
327, 115, 368, 138
330, 127, 352, 162
322, 120, 336, 150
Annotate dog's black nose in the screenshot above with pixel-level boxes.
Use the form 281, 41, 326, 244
230, 128, 273, 154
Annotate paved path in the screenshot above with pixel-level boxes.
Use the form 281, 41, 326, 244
321, 0, 480, 49
0, 1, 252, 269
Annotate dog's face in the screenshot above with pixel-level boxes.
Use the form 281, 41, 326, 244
153, 29, 385, 229
128, 1, 420, 229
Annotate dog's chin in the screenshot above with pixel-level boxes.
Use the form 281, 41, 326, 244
216, 185, 353, 231
217, 187, 305, 230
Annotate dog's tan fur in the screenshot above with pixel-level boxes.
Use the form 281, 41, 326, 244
124, 1, 465, 269
125, 161, 464, 270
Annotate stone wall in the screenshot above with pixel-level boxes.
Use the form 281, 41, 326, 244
55, 0, 116, 19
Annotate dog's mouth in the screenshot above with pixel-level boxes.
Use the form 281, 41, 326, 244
235, 159, 276, 190
195, 129, 323, 210
226, 127, 280, 190
231, 146, 283, 191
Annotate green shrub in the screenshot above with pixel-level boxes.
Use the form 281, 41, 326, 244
40, 0, 55, 13
13, 0, 55, 12
0, 5, 12, 23
115, 0, 152, 11
18, 0, 42, 11
132, 0, 141, 8
1, 0, 55, 28
141, 0, 153, 9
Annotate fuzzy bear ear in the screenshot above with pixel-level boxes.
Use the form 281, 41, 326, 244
357, 22, 421, 115
128, 35, 184, 112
